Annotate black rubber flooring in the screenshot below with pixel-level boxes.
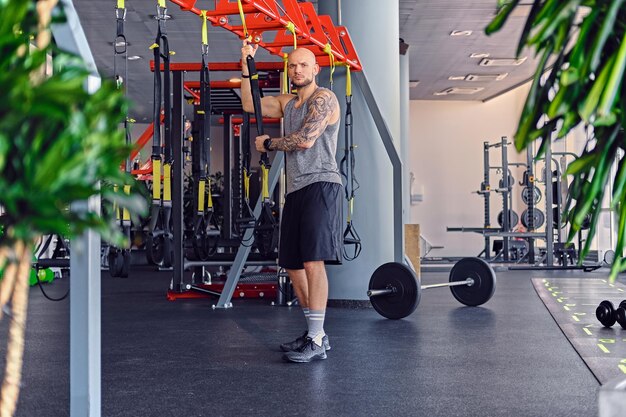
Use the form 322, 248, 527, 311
0, 266, 610, 417
533, 277, 626, 384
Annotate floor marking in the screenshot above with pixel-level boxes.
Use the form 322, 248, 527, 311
583, 328, 592, 336
564, 306, 570, 311
598, 344, 610, 354
619, 364, 626, 374
573, 316, 580, 322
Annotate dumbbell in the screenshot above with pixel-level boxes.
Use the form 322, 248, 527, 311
367, 257, 496, 320
595, 300, 626, 328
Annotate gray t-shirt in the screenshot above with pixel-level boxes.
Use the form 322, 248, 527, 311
283, 87, 342, 194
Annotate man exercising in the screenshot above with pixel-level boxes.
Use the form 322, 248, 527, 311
240, 41, 343, 363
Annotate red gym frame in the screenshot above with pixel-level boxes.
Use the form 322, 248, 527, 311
167, 0, 362, 71
152, 1, 365, 302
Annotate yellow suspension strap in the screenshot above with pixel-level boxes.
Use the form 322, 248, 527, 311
339, 65, 361, 261
323, 43, 335, 89
108, 0, 133, 277
282, 53, 289, 94
192, 11, 220, 260
285, 21, 297, 49
146, 0, 174, 267
246, 54, 279, 257
236, 0, 251, 41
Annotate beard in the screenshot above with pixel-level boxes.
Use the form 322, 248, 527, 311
292, 76, 313, 89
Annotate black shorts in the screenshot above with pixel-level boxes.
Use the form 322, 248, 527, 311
278, 182, 343, 270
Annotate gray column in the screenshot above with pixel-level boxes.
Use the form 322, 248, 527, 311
400, 50, 410, 224
52, 1, 102, 415
319, 0, 401, 300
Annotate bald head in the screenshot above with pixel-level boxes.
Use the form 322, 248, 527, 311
288, 47, 317, 64
287, 48, 319, 89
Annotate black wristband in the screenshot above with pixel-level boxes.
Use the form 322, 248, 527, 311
263, 138, 273, 152
241, 74, 250, 78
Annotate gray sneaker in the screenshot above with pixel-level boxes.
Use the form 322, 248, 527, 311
280, 331, 330, 352
283, 337, 327, 363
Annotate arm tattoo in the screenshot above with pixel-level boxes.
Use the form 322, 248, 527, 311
270, 90, 339, 152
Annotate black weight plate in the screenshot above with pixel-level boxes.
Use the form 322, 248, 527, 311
497, 209, 519, 227
521, 186, 542, 205
449, 257, 496, 306
120, 249, 131, 278
368, 262, 420, 320
521, 208, 545, 229
108, 249, 123, 278
596, 300, 616, 327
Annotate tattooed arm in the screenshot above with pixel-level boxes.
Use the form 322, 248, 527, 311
269, 89, 340, 152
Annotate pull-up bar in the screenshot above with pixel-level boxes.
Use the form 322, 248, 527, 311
167, 0, 362, 70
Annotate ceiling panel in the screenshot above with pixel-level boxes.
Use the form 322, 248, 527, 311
70, 1, 536, 121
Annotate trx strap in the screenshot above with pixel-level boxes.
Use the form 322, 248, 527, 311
234, 112, 256, 243
339, 65, 362, 260
109, 0, 132, 277
146, 0, 174, 267
192, 11, 221, 260
246, 55, 279, 258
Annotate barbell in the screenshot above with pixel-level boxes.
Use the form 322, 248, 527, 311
367, 257, 496, 319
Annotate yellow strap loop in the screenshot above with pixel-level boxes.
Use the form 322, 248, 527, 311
114, 184, 120, 220
149, 43, 159, 50
261, 165, 270, 200
201, 10, 208, 46
348, 197, 354, 222
323, 43, 335, 85
237, 0, 249, 39
285, 22, 297, 49
207, 178, 214, 209
158, 0, 166, 8
163, 163, 172, 202
197, 180, 206, 212
282, 53, 289, 94
346, 65, 352, 97
243, 169, 251, 200
123, 185, 131, 221
117, 0, 124, 9
152, 159, 162, 200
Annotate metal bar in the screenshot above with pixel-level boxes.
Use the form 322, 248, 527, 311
223, 114, 234, 240
151, 61, 285, 72
501, 137, 510, 262
545, 139, 554, 266
215, 152, 285, 308
172, 71, 185, 292
526, 145, 536, 264
188, 285, 222, 297
483, 141, 490, 261
184, 260, 278, 268
353, 71, 404, 264
422, 279, 474, 290
367, 289, 394, 297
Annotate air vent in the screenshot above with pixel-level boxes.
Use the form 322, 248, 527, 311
434, 87, 484, 96
465, 73, 508, 81
479, 57, 527, 66
409, 80, 420, 88
450, 30, 473, 37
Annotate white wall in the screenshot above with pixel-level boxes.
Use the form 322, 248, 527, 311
408, 84, 531, 257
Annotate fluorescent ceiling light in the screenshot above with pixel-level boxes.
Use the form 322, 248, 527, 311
128, 55, 142, 61
448, 76, 466, 81
450, 30, 472, 37
470, 52, 490, 59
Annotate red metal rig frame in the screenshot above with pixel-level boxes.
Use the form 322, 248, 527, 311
167, 0, 362, 71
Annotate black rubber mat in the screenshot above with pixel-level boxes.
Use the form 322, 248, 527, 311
532, 277, 626, 384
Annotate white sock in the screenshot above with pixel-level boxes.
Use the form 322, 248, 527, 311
308, 309, 326, 346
